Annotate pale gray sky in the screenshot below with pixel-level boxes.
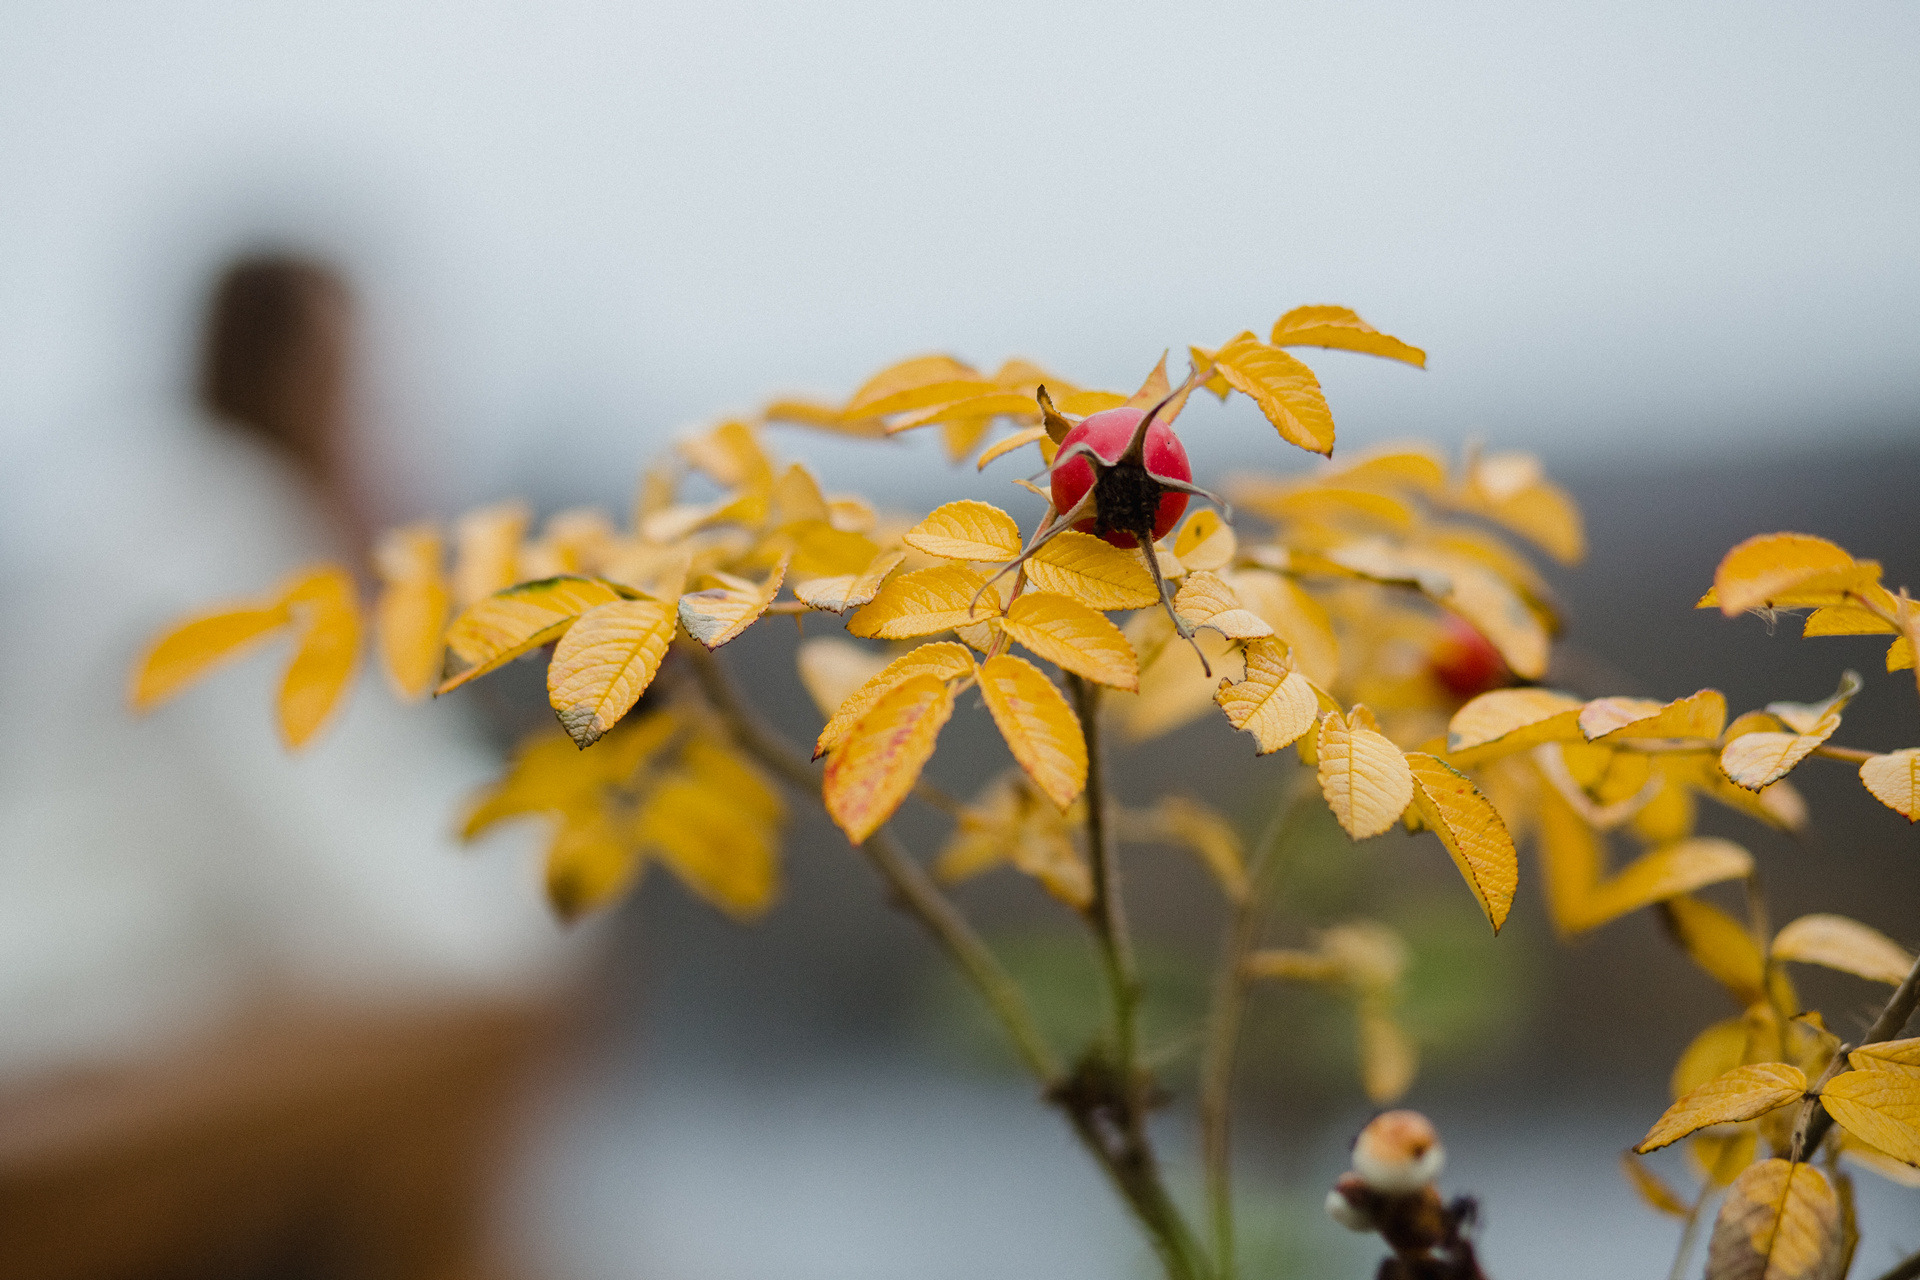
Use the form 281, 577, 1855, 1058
4, 1, 1917, 508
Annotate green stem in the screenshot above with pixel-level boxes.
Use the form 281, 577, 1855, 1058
1198, 784, 1315, 1279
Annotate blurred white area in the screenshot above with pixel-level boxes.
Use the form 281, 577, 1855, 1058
3, 0, 1917, 521
0, 415, 582, 1081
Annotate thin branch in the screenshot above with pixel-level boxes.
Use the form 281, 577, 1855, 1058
1198, 784, 1314, 1280
1666, 1179, 1713, 1280
1812, 744, 1877, 765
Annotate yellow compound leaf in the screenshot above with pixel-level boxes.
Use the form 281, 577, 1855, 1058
901, 500, 1023, 561
1772, 914, 1915, 986
813, 641, 975, 759
1358, 1004, 1418, 1104
793, 548, 906, 614
1145, 795, 1248, 902
1405, 752, 1518, 933
1215, 636, 1318, 755
544, 806, 640, 923
1635, 1063, 1809, 1153
824, 674, 955, 844
1621, 1153, 1691, 1218
1710, 533, 1876, 617
545, 598, 675, 748
440, 576, 622, 692
1173, 571, 1273, 640
1270, 304, 1427, 369
935, 772, 1090, 908
1706, 1159, 1843, 1280
1172, 509, 1236, 573
1859, 748, 1920, 821
1446, 688, 1586, 758
129, 600, 292, 711
451, 499, 530, 607
1581, 688, 1728, 743
1318, 706, 1416, 840
677, 555, 789, 649
846, 564, 998, 639
635, 772, 779, 921
976, 424, 1050, 470
1224, 568, 1340, 688
277, 567, 361, 750
1663, 895, 1768, 1006
979, 653, 1087, 811
998, 592, 1138, 690
1851, 1037, 1920, 1077
1819, 1070, 1920, 1167
1024, 530, 1159, 610
1209, 331, 1336, 455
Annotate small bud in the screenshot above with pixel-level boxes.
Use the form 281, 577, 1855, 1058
1325, 1175, 1374, 1233
1352, 1109, 1445, 1193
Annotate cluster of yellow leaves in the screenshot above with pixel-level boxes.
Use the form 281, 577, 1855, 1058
461, 707, 784, 921
1246, 921, 1418, 1103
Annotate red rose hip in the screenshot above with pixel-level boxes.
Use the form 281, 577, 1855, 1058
1049, 406, 1193, 548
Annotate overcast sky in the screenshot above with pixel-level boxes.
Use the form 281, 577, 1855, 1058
5, 1, 1917, 512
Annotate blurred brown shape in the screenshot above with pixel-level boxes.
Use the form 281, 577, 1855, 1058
0, 1000, 557, 1280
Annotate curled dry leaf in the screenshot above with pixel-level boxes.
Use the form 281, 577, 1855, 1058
823, 674, 956, 844
1172, 509, 1236, 573
846, 564, 1000, 639
1635, 1063, 1807, 1153
1208, 331, 1336, 455
901, 500, 1024, 562
1215, 636, 1318, 755
1317, 706, 1415, 840
677, 555, 789, 649
1404, 752, 1518, 933
546, 598, 675, 748
1858, 748, 1920, 821
1173, 571, 1273, 640
1023, 530, 1160, 611
793, 548, 906, 614
997, 592, 1139, 690
978, 653, 1087, 811
1772, 914, 1915, 986
975, 424, 1050, 470
1581, 688, 1728, 743
814, 642, 975, 759
1224, 569, 1340, 688
441, 576, 622, 693
1705, 1159, 1843, 1280
1817, 1070, 1920, 1167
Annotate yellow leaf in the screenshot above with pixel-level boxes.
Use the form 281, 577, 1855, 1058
1635, 1063, 1808, 1152
374, 577, 449, 703
1469, 475, 1585, 566
678, 556, 789, 649
1710, 533, 1874, 617
1173, 571, 1273, 641
544, 598, 675, 748
889, 391, 1038, 432
902, 500, 1024, 562
129, 600, 291, 711
979, 653, 1087, 810
1585, 838, 1755, 930
544, 806, 639, 922
1318, 706, 1415, 840
1446, 688, 1586, 755
1721, 673, 1861, 790
1215, 636, 1317, 755
1581, 688, 1728, 743
1145, 795, 1248, 902
1706, 1159, 1843, 1280
793, 548, 906, 614
976, 424, 1050, 470
1115, 612, 1240, 742
636, 772, 779, 920
1024, 530, 1159, 610
763, 396, 886, 437
1534, 781, 1607, 935
1662, 895, 1768, 1005
778, 519, 880, 579
1358, 1004, 1418, 1104
846, 564, 999, 639
1270, 304, 1427, 369
277, 566, 361, 750
813, 641, 975, 759
1172, 509, 1236, 573
1209, 331, 1335, 455
440, 576, 621, 693
1819, 1070, 1920, 1167
463, 718, 678, 840
936, 772, 1091, 908
1675, 1018, 1758, 1098
1405, 753, 1518, 933
822, 673, 955, 842
1772, 914, 1915, 985
679, 419, 774, 492
1851, 1038, 1920, 1077
998, 591, 1138, 690
1621, 1152, 1691, 1218
1859, 748, 1920, 821
796, 638, 891, 723
451, 499, 530, 606
1888, 635, 1914, 672
1691, 1128, 1761, 1188
770, 462, 831, 526
1840, 1133, 1920, 1188
1331, 445, 1449, 493
1223, 569, 1340, 688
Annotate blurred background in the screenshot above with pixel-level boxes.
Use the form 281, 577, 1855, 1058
2, 2, 1917, 1278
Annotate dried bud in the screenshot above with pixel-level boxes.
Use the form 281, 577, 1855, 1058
1352, 1109, 1445, 1193
1325, 1173, 1375, 1233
